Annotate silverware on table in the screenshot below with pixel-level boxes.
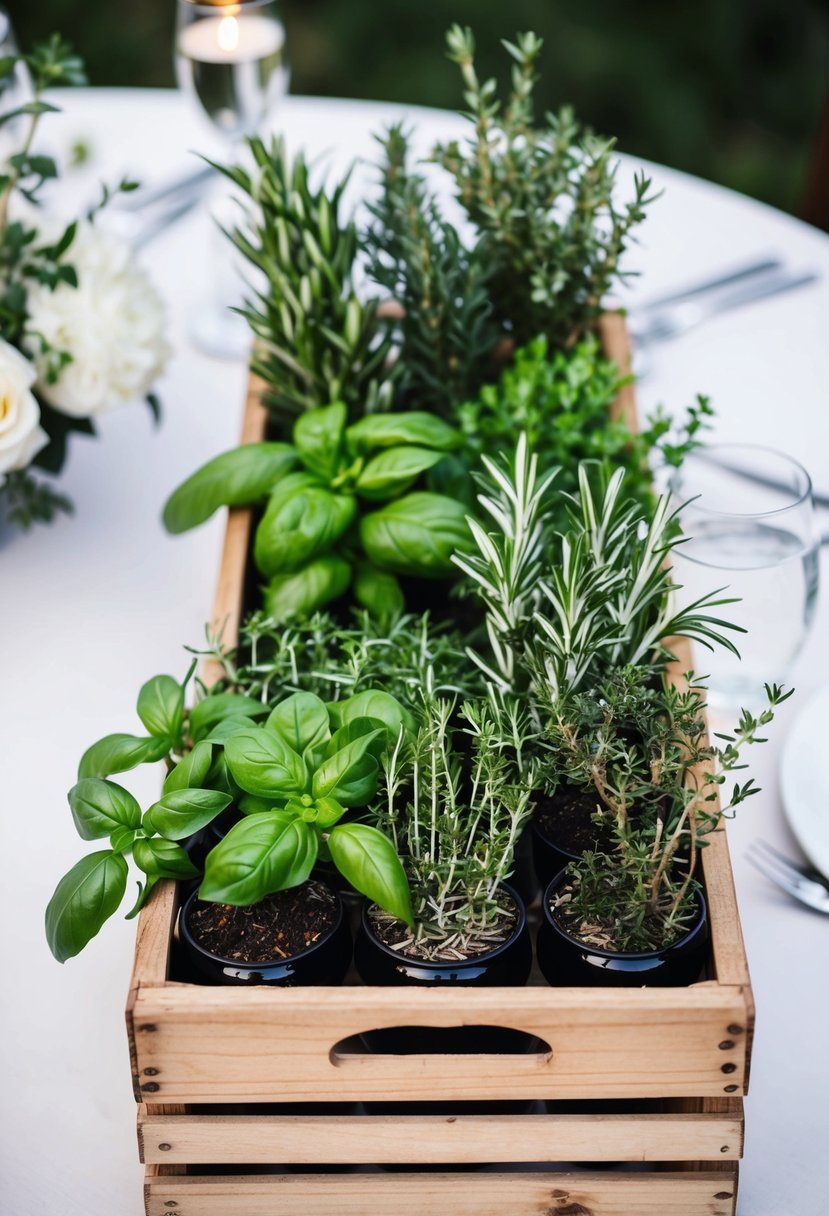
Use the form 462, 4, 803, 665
746, 839, 829, 914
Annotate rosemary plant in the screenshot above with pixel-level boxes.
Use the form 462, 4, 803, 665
372, 684, 539, 959
433, 27, 657, 349
543, 669, 792, 950
216, 136, 396, 426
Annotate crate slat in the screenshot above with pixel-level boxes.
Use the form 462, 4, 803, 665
143, 1168, 738, 1216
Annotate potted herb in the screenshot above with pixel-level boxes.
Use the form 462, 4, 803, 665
535, 671, 791, 986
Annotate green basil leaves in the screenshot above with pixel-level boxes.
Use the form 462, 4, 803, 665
162, 442, 297, 534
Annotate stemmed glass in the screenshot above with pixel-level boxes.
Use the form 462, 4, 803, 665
175, 0, 289, 359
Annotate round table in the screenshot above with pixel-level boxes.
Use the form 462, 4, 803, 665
2, 90, 828, 1215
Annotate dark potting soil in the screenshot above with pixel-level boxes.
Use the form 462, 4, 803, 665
187, 881, 337, 964
534, 786, 615, 855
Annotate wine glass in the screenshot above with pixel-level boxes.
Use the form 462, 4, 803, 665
175, 0, 289, 359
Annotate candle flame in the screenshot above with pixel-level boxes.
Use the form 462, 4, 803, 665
217, 15, 239, 53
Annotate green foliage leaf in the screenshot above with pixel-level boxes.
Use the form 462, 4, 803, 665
328, 823, 413, 925
352, 562, 405, 623
145, 789, 233, 842
45, 851, 128, 963
163, 741, 215, 793
199, 811, 319, 905
188, 693, 268, 743
355, 445, 446, 500
68, 778, 142, 841
312, 725, 384, 805
328, 691, 415, 742
360, 492, 471, 577
133, 838, 199, 880
137, 674, 184, 741
293, 402, 347, 480
346, 412, 459, 453
162, 443, 297, 534
78, 733, 171, 780
224, 726, 308, 799
265, 692, 331, 757
254, 483, 356, 576
263, 555, 352, 622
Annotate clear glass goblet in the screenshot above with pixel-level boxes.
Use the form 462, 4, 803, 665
175, 0, 289, 359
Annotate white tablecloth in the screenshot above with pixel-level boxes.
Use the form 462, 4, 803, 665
1, 90, 828, 1215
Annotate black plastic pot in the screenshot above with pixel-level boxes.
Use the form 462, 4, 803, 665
179, 883, 352, 986
536, 870, 709, 988
354, 883, 532, 988
530, 786, 612, 889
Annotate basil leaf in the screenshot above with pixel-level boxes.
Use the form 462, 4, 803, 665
264, 555, 351, 622
78, 733, 171, 780
110, 827, 138, 854
45, 851, 129, 962
254, 484, 356, 576
314, 796, 347, 828
203, 715, 264, 744
68, 778, 142, 840
293, 402, 347, 481
199, 812, 318, 905
146, 789, 233, 841
346, 412, 459, 454
360, 492, 471, 577
124, 877, 159, 921
134, 837, 199, 880
265, 691, 331, 756
355, 446, 446, 501
189, 693, 267, 743
352, 562, 404, 624
162, 442, 297, 534
163, 741, 215, 793
225, 726, 308, 799
312, 726, 384, 806
137, 674, 184, 741
239, 793, 283, 816
328, 823, 413, 925
329, 692, 415, 742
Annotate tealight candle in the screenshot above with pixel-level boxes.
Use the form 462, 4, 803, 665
178, 12, 284, 65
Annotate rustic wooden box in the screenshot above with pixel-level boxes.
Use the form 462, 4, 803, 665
128, 316, 751, 1216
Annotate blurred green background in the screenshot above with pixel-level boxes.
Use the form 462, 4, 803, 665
8, 0, 829, 216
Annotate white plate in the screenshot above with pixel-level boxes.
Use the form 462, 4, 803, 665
780, 683, 829, 877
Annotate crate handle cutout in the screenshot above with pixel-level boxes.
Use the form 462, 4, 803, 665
330, 1025, 553, 1068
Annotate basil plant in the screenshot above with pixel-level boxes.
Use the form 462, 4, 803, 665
46, 687, 414, 962
162, 403, 471, 623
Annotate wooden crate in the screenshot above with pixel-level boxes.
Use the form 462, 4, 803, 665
127, 315, 751, 1215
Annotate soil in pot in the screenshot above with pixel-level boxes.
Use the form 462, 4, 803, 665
536, 869, 709, 988
531, 785, 615, 888
179, 878, 351, 986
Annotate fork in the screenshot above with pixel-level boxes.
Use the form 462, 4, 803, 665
745, 840, 829, 914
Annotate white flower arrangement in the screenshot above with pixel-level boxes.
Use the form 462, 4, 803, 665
0, 35, 169, 529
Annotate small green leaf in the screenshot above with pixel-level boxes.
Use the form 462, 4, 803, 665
134, 837, 199, 880
312, 726, 384, 806
110, 826, 138, 854
294, 402, 347, 480
163, 741, 215, 793
137, 674, 184, 741
360, 492, 471, 578
346, 412, 459, 454
199, 811, 319, 905
124, 877, 160, 920
68, 778, 142, 840
162, 443, 297, 533
314, 795, 346, 828
254, 484, 356, 576
203, 715, 265, 743
189, 693, 267, 742
328, 823, 413, 925
328, 692, 416, 742
225, 726, 308, 799
45, 851, 129, 962
78, 733, 171, 780
264, 556, 352, 622
239, 794, 282, 816
265, 691, 331, 756
355, 446, 446, 501
352, 563, 404, 623
146, 789, 233, 841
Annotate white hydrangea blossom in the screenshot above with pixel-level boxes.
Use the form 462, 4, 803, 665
27, 221, 170, 419
0, 340, 48, 478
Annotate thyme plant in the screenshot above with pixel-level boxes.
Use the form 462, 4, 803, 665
433, 28, 658, 348
542, 669, 792, 950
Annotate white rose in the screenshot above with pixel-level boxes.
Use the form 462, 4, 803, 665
0, 340, 48, 477
26, 221, 170, 419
